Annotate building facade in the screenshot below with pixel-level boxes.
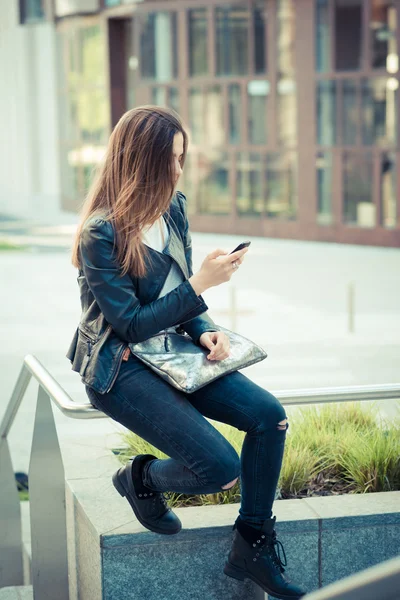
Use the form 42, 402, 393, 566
3, 0, 400, 246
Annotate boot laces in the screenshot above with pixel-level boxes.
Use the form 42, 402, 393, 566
152, 491, 171, 511
258, 532, 287, 573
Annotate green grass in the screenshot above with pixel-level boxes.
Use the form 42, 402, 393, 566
0, 239, 22, 251
116, 402, 400, 507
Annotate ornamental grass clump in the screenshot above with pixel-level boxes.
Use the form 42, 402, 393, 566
117, 401, 400, 507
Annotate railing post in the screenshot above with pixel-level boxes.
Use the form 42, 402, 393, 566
29, 386, 69, 600
0, 437, 24, 586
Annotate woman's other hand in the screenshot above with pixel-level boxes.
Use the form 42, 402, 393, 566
199, 331, 230, 361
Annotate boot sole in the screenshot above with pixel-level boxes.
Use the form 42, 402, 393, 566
112, 468, 181, 536
224, 561, 304, 600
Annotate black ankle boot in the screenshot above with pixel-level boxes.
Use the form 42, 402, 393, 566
224, 516, 306, 599
112, 454, 182, 535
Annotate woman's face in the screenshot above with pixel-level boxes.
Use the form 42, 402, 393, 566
172, 132, 184, 185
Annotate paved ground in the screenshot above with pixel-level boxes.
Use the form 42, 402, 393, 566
1, 216, 399, 472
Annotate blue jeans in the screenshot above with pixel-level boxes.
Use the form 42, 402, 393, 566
85, 353, 288, 526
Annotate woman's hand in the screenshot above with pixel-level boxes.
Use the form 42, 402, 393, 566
189, 247, 248, 296
199, 331, 230, 361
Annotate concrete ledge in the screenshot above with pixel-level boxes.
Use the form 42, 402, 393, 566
65, 461, 400, 600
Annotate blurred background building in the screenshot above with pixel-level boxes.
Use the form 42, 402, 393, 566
0, 0, 399, 246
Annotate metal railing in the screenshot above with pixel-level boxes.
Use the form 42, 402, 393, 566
0, 354, 399, 598
303, 554, 400, 600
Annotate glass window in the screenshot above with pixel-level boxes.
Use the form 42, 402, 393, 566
343, 152, 375, 226
381, 152, 397, 228
316, 0, 330, 72
20, 0, 45, 24
278, 78, 297, 146
335, 0, 362, 71
277, 0, 295, 78
151, 87, 180, 114
169, 88, 180, 114
317, 80, 337, 145
371, 1, 397, 70
188, 88, 204, 145
362, 77, 397, 146
205, 86, 224, 147
342, 80, 358, 145
316, 152, 333, 225
265, 152, 297, 219
151, 87, 167, 106
228, 84, 242, 144
216, 7, 248, 76
254, 3, 267, 74
237, 153, 263, 216
248, 80, 269, 145
188, 8, 208, 76
141, 13, 178, 81
197, 151, 231, 214
57, 23, 109, 211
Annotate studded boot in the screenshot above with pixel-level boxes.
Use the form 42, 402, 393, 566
112, 454, 182, 535
224, 516, 306, 599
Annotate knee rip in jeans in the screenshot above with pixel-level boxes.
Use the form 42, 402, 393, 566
221, 477, 238, 490
277, 418, 288, 431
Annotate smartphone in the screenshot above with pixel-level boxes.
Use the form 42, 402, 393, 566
229, 241, 251, 254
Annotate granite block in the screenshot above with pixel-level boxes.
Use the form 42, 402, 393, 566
384, 524, 400, 560
102, 534, 264, 600
321, 525, 388, 586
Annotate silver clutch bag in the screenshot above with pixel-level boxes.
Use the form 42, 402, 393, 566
128, 326, 267, 394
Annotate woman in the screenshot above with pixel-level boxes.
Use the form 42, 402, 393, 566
67, 106, 306, 599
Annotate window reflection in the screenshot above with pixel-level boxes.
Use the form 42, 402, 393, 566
316, 0, 330, 72
362, 77, 397, 146
278, 79, 297, 146
216, 7, 248, 76
381, 152, 397, 228
189, 8, 208, 76
277, 0, 295, 78
342, 80, 357, 145
371, 1, 397, 70
265, 153, 297, 219
237, 153, 263, 216
188, 86, 224, 146
188, 88, 204, 144
141, 13, 178, 81
228, 84, 242, 144
335, 0, 362, 71
317, 80, 337, 145
316, 152, 333, 225
57, 24, 109, 211
205, 86, 224, 147
197, 151, 231, 214
343, 152, 375, 227
248, 80, 269, 145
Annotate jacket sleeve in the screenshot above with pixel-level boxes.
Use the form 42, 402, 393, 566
79, 217, 210, 344
176, 192, 220, 345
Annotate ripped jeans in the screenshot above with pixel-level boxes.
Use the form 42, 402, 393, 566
85, 353, 288, 527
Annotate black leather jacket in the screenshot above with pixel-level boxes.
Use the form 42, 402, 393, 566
67, 192, 218, 394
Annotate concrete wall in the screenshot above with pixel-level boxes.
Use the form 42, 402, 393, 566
0, 1, 63, 221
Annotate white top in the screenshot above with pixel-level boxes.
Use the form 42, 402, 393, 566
141, 216, 186, 334
141, 216, 169, 253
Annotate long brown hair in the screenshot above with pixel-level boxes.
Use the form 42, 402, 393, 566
72, 105, 188, 278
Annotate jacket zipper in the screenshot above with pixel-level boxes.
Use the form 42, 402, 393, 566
105, 345, 126, 394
